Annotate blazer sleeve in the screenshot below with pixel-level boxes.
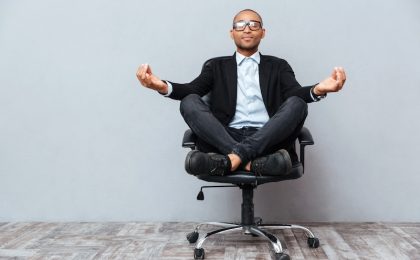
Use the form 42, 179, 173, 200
166, 59, 214, 101
279, 60, 315, 103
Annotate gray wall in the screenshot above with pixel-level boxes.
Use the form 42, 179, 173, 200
1, 0, 419, 222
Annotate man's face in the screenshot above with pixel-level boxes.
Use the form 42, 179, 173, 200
230, 11, 265, 54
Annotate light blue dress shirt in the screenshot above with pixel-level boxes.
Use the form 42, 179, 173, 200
229, 52, 269, 129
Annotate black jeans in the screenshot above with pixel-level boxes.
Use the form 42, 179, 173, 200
180, 94, 308, 164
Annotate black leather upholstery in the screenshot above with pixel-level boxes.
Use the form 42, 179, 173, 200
298, 127, 314, 145
196, 163, 303, 185
182, 129, 197, 149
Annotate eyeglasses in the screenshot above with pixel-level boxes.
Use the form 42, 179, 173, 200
233, 20, 262, 31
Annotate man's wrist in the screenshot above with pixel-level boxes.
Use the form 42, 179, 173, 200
311, 85, 327, 101
313, 84, 326, 96
157, 81, 168, 95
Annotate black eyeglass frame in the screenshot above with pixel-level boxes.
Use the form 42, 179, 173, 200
232, 20, 263, 31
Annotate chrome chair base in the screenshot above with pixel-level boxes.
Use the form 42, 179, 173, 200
187, 220, 319, 259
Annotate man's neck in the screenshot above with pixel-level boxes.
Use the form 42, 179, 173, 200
236, 48, 258, 57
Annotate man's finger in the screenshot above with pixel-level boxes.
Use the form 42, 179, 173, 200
337, 68, 346, 86
336, 68, 343, 84
330, 68, 337, 79
140, 77, 150, 87
136, 64, 151, 87
136, 64, 144, 78
137, 64, 145, 79
145, 64, 152, 75
340, 67, 347, 82
141, 65, 148, 80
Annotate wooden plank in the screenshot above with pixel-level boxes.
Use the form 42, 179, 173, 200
281, 228, 306, 259
0, 248, 37, 257
388, 226, 420, 259
311, 225, 360, 259
0, 222, 419, 259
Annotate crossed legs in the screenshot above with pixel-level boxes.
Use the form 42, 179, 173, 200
180, 94, 308, 172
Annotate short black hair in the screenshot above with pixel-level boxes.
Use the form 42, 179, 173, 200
233, 9, 263, 26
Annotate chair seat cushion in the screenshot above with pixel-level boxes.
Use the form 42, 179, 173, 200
196, 163, 303, 185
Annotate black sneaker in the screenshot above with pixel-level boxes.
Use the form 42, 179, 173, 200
185, 150, 231, 176
250, 149, 292, 176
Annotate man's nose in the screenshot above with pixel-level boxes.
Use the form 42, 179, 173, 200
243, 25, 251, 32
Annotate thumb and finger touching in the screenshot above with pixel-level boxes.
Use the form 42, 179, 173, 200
145, 64, 152, 75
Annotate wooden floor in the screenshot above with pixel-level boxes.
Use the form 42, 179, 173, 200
0, 222, 419, 259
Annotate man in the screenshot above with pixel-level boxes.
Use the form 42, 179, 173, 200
137, 9, 346, 176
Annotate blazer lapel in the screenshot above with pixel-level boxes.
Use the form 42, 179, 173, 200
259, 54, 271, 106
226, 53, 237, 108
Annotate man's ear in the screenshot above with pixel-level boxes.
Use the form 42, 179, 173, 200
229, 29, 234, 39
261, 28, 266, 39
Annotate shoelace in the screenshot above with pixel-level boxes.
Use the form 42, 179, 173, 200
209, 156, 227, 176
251, 157, 267, 177
252, 162, 263, 177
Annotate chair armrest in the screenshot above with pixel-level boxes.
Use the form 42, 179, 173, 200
182, 129, 197, 149
298, 126, 314, 145
297, 126, 314, 171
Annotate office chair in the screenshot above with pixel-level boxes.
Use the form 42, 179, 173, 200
182, 127, 320, 260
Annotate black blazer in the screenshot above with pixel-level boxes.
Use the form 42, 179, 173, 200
168, 53, 315, 126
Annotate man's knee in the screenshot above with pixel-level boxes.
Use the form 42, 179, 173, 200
179, 94, 201, 115
275, 96, 308, 121
284, 96, 308, 114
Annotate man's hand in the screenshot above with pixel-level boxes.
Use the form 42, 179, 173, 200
313, 67, 347, 95
136, 64, 168, 94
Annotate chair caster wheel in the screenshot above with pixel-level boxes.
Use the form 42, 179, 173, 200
194, 248, 205, 259
187, 231, 199, 243
274, 252, 290, 260
307, 237, 320, 248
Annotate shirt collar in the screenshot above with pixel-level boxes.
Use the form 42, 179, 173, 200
235, 51, 261, 65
